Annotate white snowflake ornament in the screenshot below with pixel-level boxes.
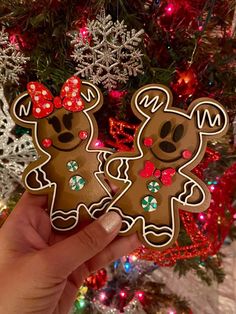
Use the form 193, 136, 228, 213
0, 87, 36, 200
0, 28, 35, 200
70, 10, 144, 90
0, 27, 29, 86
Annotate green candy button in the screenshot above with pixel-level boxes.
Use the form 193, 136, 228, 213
141, 195, 158, 212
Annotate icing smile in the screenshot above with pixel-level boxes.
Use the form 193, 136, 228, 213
150, 147, 181, 162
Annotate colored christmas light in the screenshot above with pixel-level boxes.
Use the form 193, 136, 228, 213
114, 259, 120, 269
198, 213, 206, 221
124, 258, 132, 273
99, 292, 107, 301
136, 291, 145, 301
120, 290, 127, 298
165, 3, 175, 15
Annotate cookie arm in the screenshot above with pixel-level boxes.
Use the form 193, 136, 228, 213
175, 179, 211, 213
23, 159, 52, 193
105, 156, 130, 182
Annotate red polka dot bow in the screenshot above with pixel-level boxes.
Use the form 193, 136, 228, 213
27, 76, 84, 119
139, 160, 176, 186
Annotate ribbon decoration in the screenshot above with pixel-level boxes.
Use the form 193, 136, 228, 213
139, 160, 176, 186
27, 76, 84, 119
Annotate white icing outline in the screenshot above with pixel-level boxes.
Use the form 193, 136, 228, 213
197, 109, 221, 129
105, 85, 228, 248
13, 82, 112, 231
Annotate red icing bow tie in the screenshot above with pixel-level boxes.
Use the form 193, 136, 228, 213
27, 76, 84, 118
139, 160, 176, 186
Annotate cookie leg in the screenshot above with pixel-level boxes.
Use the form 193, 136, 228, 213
143, 223, 174, 248
50, 209, 79, 231
89, 196, 112, 219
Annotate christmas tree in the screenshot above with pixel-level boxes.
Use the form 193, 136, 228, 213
0, 0, 236, 313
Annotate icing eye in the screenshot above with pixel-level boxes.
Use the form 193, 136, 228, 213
173, 124, 184, 142
48, 116, 61, 133
63, 113, 73, 130
79, 131, 88, 140
160, 121, 171, 138
42, 138, 52, 148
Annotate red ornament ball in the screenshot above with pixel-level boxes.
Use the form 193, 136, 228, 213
42, 138, 52, 148
79, 131, 88, 140
171, 68, 198, 99
85, 268, 107, 290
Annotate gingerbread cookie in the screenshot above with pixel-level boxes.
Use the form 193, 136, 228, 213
11, 76, 112, 231
104, 84, 228, 249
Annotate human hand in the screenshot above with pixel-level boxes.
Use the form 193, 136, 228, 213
0, 192, 140, 314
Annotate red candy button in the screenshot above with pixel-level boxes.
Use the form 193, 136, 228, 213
79, 131, 88, 140
182, 150, 192, 159
144, 137, 153, 147
42, 138, 52, 148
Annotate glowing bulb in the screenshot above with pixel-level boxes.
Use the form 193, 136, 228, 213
80, 27, 88, 39
136, 291, 144, 301
130, 255, 138, 262
114, 260, 120, 269
99, 292, 106, 301
124, 258, 131, 273
109, 90, 126, 100
198, 213, 205, 221
79, 299, 85, 308
120, 290, 127, 298
93, 139, 104, 148
165, 3, 175, 15
209, 185, 215, 192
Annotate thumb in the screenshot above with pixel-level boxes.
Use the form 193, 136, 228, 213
39, 211, 122, 277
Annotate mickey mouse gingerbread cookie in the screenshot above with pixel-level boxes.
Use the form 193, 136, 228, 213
104, 84, 228, 249
11, 76, 112, 231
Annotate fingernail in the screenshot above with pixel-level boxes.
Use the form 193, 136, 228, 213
98, 211, 122, 233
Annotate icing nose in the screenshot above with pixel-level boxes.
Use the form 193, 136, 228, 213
58, 132, 74, 143
159, 141, 176, 153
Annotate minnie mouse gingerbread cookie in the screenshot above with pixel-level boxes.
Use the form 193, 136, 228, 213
104, 84, 228, 249
11, 76, 112, 231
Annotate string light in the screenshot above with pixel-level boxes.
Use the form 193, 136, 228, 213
92, 139, 104, 148
136, 291, 145, 302
99, 292, 107, 302
124, 258, 131, 273
114, 259, 120, 269
79, 26, 89, 41
198, 213, 206, 221
165, 3, 175, 15
119, 290, 127, 298
130, 254, 138, 262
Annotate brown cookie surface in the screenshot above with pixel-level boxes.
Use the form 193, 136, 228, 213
105, 84, 229, 249
11, 77, 112, 231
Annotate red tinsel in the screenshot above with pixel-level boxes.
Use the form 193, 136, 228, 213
106, 118, 138, 151
85, 268, 108, 290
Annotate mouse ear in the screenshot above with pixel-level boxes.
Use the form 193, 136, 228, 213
80, 80, 103, 113
131, 84, 172, 119
11, 92, 36, 128
189, 97, 229, 137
